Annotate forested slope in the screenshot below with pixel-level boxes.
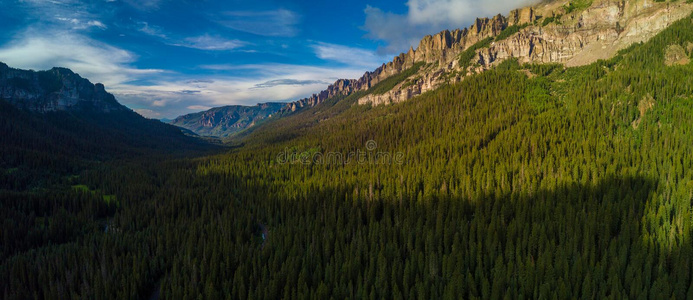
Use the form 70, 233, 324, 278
2, 11, 693, 300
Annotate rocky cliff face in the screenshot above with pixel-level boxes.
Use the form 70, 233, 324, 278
479, 0, 693, 68
278, 0, 692, 110
280, 6, 539, 112
360, 0, 693, 106
0, 62, 128, 113
172, 102, 285, 138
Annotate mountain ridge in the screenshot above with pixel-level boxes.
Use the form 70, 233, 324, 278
276, 0, 693, 109
0, 62, 129, 113
170, 102, 285, 138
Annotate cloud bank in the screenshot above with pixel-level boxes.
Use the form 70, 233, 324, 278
0, 30, 162, 87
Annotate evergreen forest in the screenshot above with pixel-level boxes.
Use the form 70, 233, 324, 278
3, 11, 693, 300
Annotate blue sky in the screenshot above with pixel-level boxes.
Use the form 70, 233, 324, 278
0, 0, 533, 118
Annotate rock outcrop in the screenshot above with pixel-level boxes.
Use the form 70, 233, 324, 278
664, 44, 691, 66
0, 62, 128, 113
509, 7, 538, 26
483, 0, 693, 68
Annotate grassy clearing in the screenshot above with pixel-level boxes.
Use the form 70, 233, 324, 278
72, 184, 118, 205
458, 37, 493, 71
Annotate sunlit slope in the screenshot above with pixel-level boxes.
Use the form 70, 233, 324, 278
184, 13, 693, 298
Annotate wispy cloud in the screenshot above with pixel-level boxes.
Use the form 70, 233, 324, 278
254, 79, 329, 89
16, 0, 113, 31
216, 9, 300, 37
57, 18, 107, 30
176, 35, 247, 51
137, 21, 168, 39
0, 29, 162, 87
312, 42, 389, 68
137, 22, 247, 51
87, 20, 107, 29
121, 0, 163, 11
363, 0, 538, 54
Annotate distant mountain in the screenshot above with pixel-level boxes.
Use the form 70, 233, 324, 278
0, 62, 213, 179
171, 103, 285, 138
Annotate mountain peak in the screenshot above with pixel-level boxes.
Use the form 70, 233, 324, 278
94, 83, 106, 92
0, 63, 128, 113
50, 67, 75, 75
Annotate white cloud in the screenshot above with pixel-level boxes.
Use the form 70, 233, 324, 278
57, 18, 80, 24
136, 22, 247, 51
407, 0, 536, 25
57, 18, 107, 30
136, 21, 168, 39
363, 0, 538, 55
216, 9, 300, 37
0, 29, 162, 88
18, 0, 112, 32
177, 35, 247, 51
312, 42, 390, 69
87, 20, 107, 29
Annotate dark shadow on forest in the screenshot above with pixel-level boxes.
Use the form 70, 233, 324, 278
242, 175, 692, 298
